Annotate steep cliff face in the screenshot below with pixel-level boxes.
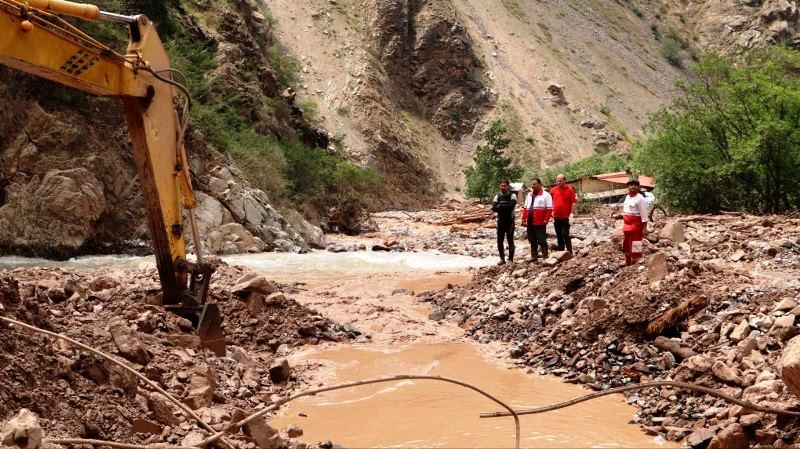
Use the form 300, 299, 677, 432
265, 0, 684, 196
0, 1, 318, 258
668, 0, 800, 51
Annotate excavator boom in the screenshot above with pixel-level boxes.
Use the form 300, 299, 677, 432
0, 0, 224, 354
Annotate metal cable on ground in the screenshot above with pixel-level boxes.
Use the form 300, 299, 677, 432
0, 317, 234, 449
44, 438, 195, 449
199, 375, 522, 449
480, 380, 800, 419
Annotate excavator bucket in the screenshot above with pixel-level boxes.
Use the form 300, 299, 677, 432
165, 303, 225, 356
196, 303, 225, 356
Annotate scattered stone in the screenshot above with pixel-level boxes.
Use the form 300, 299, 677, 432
148, 394, 179, 426
184, 366, 216, 410
659, 221, 685, 243
242, 418, 282, 449
88, 275, 118, 292
131, 418, 162, 435
775, 298, 798, 312
551, 251, 573, 263
391, 288, 414, 296
285, 424, 303, 438
181, 430, 207, 448
428, 308, 445, 321
712, 361, 742, 385
1, 409, 42, 449
730, 320, 751, 342
269, 359, 291, 384
739, 414, 761, 428
772, 314, 795, 329
584, 296, 606, 312
708, 423, 748, 449
232, 273, 274, 297
654, 336, 696, 360
780, 335, 800, 399
647, 252, 668, 283
687, 428, 715, 448
542, 257, 560, 267
109, 321, 150, 365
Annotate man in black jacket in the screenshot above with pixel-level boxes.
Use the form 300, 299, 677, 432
492, 179, 516, 265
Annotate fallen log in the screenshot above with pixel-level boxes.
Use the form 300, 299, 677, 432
436, 213, 492, 226
647, 296, 709, 337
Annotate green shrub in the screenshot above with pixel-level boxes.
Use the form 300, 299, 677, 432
283, 143, 382, 213
266, 46, 300, 89
464, 120, 523, 201
576, 192, 600, 214
660, 37, 683, 67
635, 48, 800, 213
298, 99, 319, 124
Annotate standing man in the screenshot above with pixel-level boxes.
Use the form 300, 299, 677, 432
550, 174, 577, 253
621, 178, 649, 265
492, 179, 516, 265
523, 178, 552, 262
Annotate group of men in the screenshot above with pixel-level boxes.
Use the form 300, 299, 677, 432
491, 175, 650, 266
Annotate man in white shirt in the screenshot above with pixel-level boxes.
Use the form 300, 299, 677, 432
522, 178, 553, 262
621, 178, 649, 265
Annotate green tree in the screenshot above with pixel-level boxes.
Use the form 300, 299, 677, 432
464, 120, 523, 201
635, 47, 800, 213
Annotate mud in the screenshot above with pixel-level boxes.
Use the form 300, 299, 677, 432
270, 342, 672, 448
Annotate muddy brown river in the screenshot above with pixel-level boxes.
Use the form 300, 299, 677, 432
270, 342, 671, 448
2, 251, 673, 448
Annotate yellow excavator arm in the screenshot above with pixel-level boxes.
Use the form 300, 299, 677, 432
0, 0, 223, 354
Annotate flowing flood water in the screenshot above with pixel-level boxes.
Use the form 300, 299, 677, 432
269, 342, 668, 449
1, 250, 672, 448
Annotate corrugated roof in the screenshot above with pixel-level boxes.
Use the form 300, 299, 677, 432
593, 171, 655, 188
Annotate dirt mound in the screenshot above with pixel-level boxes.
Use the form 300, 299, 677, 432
0, 262, 351, 447
424, 214, 800, 446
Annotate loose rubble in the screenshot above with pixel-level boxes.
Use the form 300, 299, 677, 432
423, 213, 800, 446
0, 261, 354, 448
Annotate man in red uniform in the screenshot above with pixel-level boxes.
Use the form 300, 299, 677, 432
550, 174, 577, 253
621, 178, 650, 265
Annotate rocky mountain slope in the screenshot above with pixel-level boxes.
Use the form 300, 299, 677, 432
0, 0, 323, 258
266, 0, 800, 196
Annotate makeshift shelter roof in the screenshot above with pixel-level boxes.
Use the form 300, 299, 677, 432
593, 171, 655, 188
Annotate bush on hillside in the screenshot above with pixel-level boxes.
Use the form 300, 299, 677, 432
635, 47, 800, 213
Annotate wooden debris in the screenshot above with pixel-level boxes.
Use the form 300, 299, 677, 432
647, 296, 709, 337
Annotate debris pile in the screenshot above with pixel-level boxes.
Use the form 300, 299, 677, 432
424, 214, 800, 446
0, 262, 353, 448
364, 202, 614, 258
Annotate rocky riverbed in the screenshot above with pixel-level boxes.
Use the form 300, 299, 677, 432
0, 260, 355, 449
423, 212, 800, 448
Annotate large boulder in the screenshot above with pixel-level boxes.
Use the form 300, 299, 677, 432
109, 321, 150, 365
0, 168, 105, 252
708, 423, 748, 449
780, 335, 800, 399
647, 252, 668, 283
659, 220, 685, 243
1, 409, 42, 449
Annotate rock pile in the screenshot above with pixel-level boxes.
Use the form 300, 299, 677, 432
423, 214, 800, 447
371, 204, 613, 259
0, 262, 353, 448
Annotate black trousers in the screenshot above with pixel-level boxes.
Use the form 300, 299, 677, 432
554, 218, 572, 253
527, 225, 548, 260
497, 222, 515, 261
